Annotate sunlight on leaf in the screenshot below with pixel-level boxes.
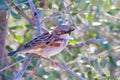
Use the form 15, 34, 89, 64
14, 35, 24, 43
69, 40, 79, 45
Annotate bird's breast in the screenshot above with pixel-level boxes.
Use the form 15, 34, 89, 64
41, 39, 69, 57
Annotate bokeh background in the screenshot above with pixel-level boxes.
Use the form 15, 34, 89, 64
0, 0, 120, 80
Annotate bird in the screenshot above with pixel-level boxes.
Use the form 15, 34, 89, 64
8, 25, 75, 57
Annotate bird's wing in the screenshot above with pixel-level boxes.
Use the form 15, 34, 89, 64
24, 33, 50, 49
48, 38, 64, 47
23, 33, 64, 50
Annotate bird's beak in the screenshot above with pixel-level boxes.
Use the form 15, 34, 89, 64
68, 27, 75, 35
70, 27, 75, 32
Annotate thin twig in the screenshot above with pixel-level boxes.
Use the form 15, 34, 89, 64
28, 0, 42, 36
60, 0, 77, 28
41, 56, 85, 80
69, 38, 107, 48
103, 12, 120, 21
65, 48, 73, 56
15, 53, 36, 80
64, 48, 85, 76
14, 7, 36, 26
0, 58, 24, 72
14, 6, 48, 33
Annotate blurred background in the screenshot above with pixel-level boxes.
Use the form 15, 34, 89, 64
0, 0, 120, 80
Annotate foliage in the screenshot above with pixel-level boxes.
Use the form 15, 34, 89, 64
0, 0, 120, 80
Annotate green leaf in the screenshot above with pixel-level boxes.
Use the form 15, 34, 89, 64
70, 0, 74, 2
109, 55, 117, 68
100, 41, 110, 50
26, 24, 35, 30
91, 60, 101, 70
38, 9, 44, 17
48, 2, 52, 9
14, 0, 27, 4
88, 71, 92, 80
66, 55, 77, 61
24, 31, 33, 41
102, 0, 112, 10
71, 12, 78, 16
94, 74, 102, 79
101, 59, 109, 68
95, 34, 100, 39
6, 46, 14, 52
84, 1, 92, 9
0, 0, 8, 9
38, 67, 49, 77
75, 0, 83, 3
27, 66, 33, 70
86, 13, 94, 22
9, 26, 23, 30
31, 58, 37, 66
106, 70, 110, 77
109, 23, 114, 32
11, 10, 21, 19
67, 74, 76, 80
69, 40, 79, 45
3, 71, 14, 80
47, 75, 55, 80
14, 35, 24, 43
16, 56, 24, 60
38, 68, 44, 77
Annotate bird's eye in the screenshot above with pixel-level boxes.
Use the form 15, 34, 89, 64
61, 31, 66, 34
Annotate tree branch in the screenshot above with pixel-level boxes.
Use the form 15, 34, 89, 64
60, 0, 77, 27
41, 56, 85, 80
0, 9, 8, 68
28, 0, 42, 36
14, 6, 48, 33
15, 53, 36, 80
69, 38, 107, 48
0, 58, 24, 72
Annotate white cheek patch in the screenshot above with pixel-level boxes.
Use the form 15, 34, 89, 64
60, 34, 70, 39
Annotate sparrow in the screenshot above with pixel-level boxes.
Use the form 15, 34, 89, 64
8, 25, 75, 57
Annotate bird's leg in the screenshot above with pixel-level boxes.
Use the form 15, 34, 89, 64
48, 58, 59, 67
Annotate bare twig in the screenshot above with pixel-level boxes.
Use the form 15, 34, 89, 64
41, 56, 85, 80
69, 38, 107, 65
64, 48, 85, 76
103, 12, 120, 21
65, 48, 73, 56
0, 58, 24, 72
60, 0, 77, 28
14, 6, 48, 33
28, 0, 42, 36
15, 53, 36, 80
14, 7, 36, 26
69, 38, 107, 48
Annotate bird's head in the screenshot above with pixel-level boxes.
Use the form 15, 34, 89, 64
53, 25, 75, 36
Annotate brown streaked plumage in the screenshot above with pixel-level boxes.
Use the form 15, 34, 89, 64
8, 25, 74, 57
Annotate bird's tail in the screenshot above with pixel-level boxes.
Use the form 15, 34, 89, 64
8, 49, 26, 56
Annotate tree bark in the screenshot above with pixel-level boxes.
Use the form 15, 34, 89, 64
0, 9, 8, 68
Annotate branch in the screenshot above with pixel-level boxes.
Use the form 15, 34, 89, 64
41, 56, 85, 80
15, 53, 36, 80
14, 7, 48, 33
14, 7, 35, 26
69, 38, 107, 48
28, 0, 42, 36
0, 58, 24, 72
60, 0, 77, 27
